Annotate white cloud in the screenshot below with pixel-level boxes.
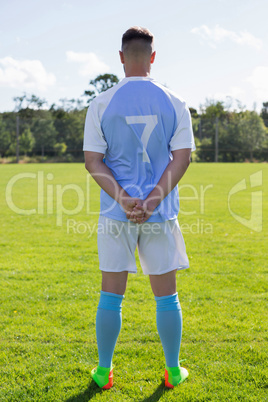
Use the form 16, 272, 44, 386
247, 66, 268, 101
66, 51, 110, 77
191, 25, 263, 50
207, 87, 246, 106
0, 57, 56, 90
213, 86, 245, 100
229, 87, 246, 99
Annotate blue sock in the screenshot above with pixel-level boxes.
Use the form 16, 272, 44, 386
96, 291, 124, 368
155, 293, 182, 368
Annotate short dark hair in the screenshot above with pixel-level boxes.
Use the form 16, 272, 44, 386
121, 26, 154, 53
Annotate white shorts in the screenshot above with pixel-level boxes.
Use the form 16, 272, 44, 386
97, 216, 189, 275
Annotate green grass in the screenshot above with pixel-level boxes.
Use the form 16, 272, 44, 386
0, 163, 267, 401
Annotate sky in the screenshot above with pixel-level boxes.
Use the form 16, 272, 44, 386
0, 0, 267, 113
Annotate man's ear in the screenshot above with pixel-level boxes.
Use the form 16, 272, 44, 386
119, 50, 124, 64
151, 51, 156, 64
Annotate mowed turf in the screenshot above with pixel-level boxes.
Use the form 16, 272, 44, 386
0, 163, 267, 402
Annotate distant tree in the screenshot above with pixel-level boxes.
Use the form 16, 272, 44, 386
84, 74, 119, 103
198, 100, 247, 162
51, 108, 85, 153
25, 94, 47, 109
20, 127, 35, 156
200, 100, 227, 119
54, 142, 67, 156
191, 116, 200, 138
32, 117, 57, 158
0, 117, 11, 157
239, 111, 267, 161
260, 102, 268, 127
13, 93, 47, 112
198, 137, 214, 162
57, 98, 85, 112
13, 94, 27, 111
189, 107, 198, 118
219, 112, 244, 162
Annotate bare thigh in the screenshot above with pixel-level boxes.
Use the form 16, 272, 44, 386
102, 271, 129, 295
149, 269, 177, 297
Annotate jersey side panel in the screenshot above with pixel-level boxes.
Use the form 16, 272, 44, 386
83, 79, 129, 153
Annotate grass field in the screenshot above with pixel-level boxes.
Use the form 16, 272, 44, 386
0, 163, 267, 401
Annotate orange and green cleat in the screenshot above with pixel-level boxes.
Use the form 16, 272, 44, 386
91, 365, 113, 389
165, 365, 189, 388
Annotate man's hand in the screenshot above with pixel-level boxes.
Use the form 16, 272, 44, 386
127, 198, 158, 224
119, 194, 145, 223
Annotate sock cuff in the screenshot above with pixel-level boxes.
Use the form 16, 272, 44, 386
98, 291, 124, 311
100, 290, 124, 299
155, 292, 181, 312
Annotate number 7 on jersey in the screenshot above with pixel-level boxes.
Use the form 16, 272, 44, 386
126, 115, 158, 162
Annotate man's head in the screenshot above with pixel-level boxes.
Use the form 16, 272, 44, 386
119, 27, 155, 75
121, 26, 154, 57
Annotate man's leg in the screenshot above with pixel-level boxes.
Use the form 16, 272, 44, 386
150, 269, 181, 367
149, 269, 177, 297
102, 271, 128, 295
149, 270, 188, 387
92, 271, 128, 389
97, 271, 128, 367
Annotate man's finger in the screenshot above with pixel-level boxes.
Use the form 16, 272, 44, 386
130, 210, 145, 219
133, 210, 144, 217
133, 205, 144, 211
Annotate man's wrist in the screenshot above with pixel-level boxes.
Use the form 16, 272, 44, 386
117, 189, 130, 208
145, 196, 160, 212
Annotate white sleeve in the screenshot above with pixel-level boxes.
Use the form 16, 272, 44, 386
169, 105, 196, 152
83, 101, 108, 154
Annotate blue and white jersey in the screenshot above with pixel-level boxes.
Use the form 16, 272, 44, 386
83, 76, 195, 222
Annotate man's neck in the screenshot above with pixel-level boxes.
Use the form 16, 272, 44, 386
124, 63, 151, 77
125, 71, 150, 77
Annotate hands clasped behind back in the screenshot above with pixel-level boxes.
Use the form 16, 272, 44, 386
120, 196, 157, 224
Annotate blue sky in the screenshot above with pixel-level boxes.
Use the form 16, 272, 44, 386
0, 0, 267, 112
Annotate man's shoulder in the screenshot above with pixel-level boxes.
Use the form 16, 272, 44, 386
92, 80, 126, 105
88, 80, 128, 117
151, 80, 187, 106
